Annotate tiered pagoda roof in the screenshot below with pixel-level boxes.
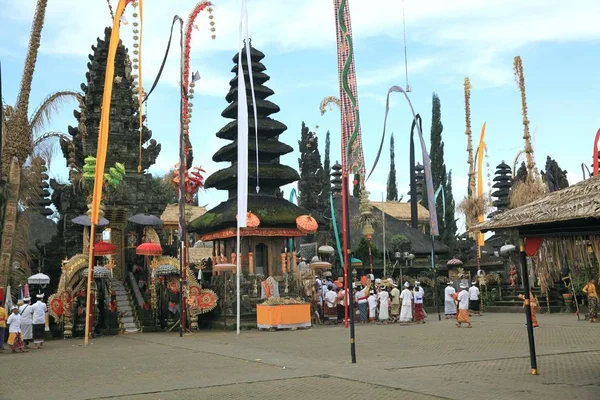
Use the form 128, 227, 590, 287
489, 161, 512, 218
189, 44, 310, 239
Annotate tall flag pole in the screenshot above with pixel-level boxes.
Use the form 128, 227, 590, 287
333, 0, 361, 364
85, 0, 143, 346
236, 0, 258, 335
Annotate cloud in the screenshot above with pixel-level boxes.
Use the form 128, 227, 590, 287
5, 0, 600, 91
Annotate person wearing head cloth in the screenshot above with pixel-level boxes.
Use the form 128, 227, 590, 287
7, 306, 26, 353
468, 281, 482, 316
388, 281, 401, 323
414, 281, 426, 319
377, 286, 390, 323
31, 293, 48, 348
18, 296, 33, 349
399, 281, 414, 324
412, 281, 425, 323
367, 290, 378, 322
444, 281, 457, 318
0, 298, 7, 351
456, 283, 472, 328
324, 284, 338, 325
355, 284, 369, 323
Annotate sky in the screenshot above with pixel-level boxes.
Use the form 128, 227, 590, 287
1, 0, 600, 233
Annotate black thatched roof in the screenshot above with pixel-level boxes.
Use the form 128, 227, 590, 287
332, 196, 448, 255
26, 213, 58, 252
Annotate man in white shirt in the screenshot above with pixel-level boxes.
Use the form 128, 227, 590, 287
413, 282, 425, 323
31, 294, 48, 348
324, 287, 338, 324
468, 281, 482, 316
367, 291, 377, 322
444, 282, 456, 318
456, 283, 472, 328
18, 297, 33, 349
356, 285, 369, 323
7, 306, 25, 352
399, 282, 413, 324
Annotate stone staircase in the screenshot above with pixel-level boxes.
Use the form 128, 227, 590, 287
486, 286, 563, 314
110, 279, 140, 334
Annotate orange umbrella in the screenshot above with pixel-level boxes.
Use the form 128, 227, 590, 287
136, 242, 163, 256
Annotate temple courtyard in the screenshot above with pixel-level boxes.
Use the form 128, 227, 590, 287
3, 313, 599, 400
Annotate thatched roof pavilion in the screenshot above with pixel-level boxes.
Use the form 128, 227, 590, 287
474, 175, 600, 236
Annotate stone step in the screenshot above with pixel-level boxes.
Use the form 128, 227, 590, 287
122, 317, 135, 324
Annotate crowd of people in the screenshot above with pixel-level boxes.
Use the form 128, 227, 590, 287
311, 275, 486, 327
0, 294, 48, 354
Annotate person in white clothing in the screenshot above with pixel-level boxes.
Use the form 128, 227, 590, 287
414, 281, 427, 319
399, 282, 413, 324
31, 294, 48, 348
377, 288, 390, 323
367, 291, 377, 322
356, 286, 369, 323
468, 281, 482, 316
456, 283, 472, 328
444, 282, 457, 318
18, 297, 33, 349
413, 282, 425, 323
7, 306, 25, 352
324, 287, 338, 324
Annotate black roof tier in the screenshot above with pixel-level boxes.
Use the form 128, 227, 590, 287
221, 98, 280, 119
213, 140, 293, 163
228, 70, 270, 87
204, 163, 299, 190
232, 46, 265, 63
216, 118, 287, 140
225, 84, 274, 103
230, 61, 266, 74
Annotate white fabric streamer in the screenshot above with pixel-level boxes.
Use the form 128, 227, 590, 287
236, 0, 258, 335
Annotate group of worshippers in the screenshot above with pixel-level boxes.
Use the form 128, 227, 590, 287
315, 275, 426, 325
0, 294, 48, 353
444, 280, 482, 328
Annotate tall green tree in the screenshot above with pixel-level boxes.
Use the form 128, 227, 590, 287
321, 130, 332, 206
298, 122, 326, 217
387, 133, 398, 201
445, 170, 458, 244
424, 93, 456, 245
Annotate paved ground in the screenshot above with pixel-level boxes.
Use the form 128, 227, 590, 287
2, 313, 599, 400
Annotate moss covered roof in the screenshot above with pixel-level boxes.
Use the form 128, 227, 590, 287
225, 84, 274, 103
213, 141, 293, 162
216, 118, 287, 140
221, 98, 280, 119
204, 163, 299, 190
189, 195, 309, 234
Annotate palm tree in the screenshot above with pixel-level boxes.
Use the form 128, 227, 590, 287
0, 0, 81, 290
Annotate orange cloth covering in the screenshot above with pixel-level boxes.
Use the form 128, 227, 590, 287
522, 297, 539, 327
256, 304, 311, 328
457, 309, 470, 324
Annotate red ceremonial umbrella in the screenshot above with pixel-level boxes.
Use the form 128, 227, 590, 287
136, 242, 163, 256
94, 241, 117, 256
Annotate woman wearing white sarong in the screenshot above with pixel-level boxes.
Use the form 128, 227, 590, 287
444, 281, 457, 318
399, 282, 413, 324
377, 289, 390, 322
18, 298, 33, 348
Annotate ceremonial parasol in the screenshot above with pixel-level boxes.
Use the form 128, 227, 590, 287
351, 258, 363, 268
94, 241, 117, 256
128, 214, 163, 226
82, 266, 111, 279
310, 261, 332, 270
318, 245, 335, 255
213, 263, 236, 274
72, 215, 110, 227
155, 265, 179, 276
28, 273, 50, 285
136, 242, 163, 256
446, 258, 463, 266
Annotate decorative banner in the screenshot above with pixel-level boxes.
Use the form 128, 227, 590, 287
476, 122, 486, 247
377, 85, 439, 236
594, 128, 600, 176
334, 0, 365, 177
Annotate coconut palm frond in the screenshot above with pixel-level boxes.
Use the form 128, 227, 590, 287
32, 131, 71, 168
29, 90, 82, 136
